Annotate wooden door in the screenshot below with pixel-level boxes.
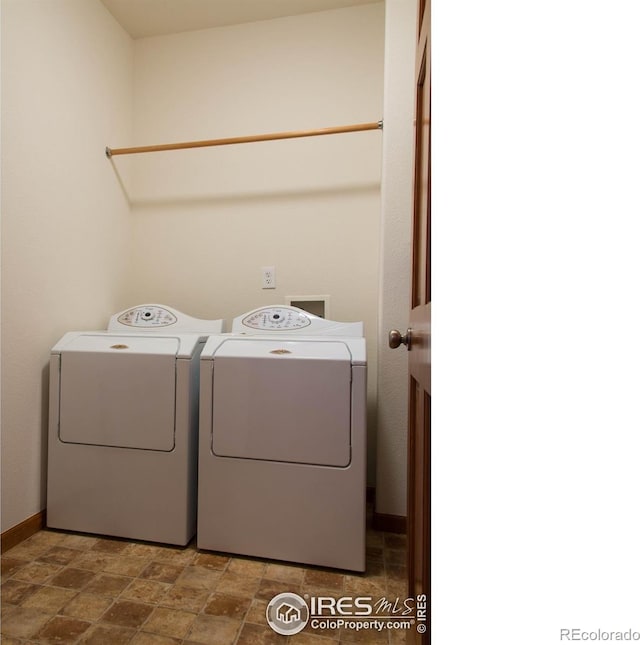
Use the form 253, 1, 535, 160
406, 0, 431, 642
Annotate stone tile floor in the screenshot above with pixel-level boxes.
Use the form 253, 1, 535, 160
1, 527, 407, 644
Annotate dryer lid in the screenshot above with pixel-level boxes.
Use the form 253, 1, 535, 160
212, 339, 352, 361
210, 342, 353, 467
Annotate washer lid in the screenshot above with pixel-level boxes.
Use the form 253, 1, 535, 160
59, 335, 180, 356
58, 342, 178, 451
212, 339, 352, 361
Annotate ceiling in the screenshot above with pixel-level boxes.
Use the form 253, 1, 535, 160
100, 0, 381, 39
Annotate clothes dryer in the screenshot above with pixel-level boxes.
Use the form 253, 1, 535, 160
198, 305, 366, 571
47, 304, 223, 545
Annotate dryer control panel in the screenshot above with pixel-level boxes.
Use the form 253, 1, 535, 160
241, 307, 311, 331
116, 306, 177, 328
232, 305, 363, 338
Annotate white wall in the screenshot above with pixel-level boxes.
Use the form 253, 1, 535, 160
376, 0, 418, 517
0, 0, 133, 531
127, 4, 384, 319
0, 0, 414, 532
120, 4, 385, 481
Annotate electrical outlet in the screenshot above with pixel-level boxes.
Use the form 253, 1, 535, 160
262, 266, 276, 289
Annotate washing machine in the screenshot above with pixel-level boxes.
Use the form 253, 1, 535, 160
197, 305, 367, 571
47, 304, 223, 545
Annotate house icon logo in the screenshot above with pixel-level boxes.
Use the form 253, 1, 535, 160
266, 592, 309, 635
277, 602, 301, 624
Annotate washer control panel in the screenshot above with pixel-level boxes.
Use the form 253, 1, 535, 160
116, 305, 178, 328
241, 307, 311, 331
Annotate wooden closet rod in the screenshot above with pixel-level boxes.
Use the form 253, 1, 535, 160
106, 120, 383, 157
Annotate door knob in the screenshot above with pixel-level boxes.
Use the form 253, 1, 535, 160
389, 329, 412, 350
